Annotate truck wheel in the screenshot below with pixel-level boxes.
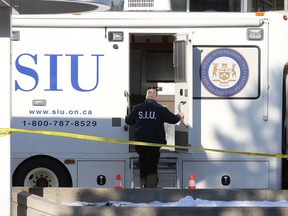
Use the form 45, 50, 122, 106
13, 156, 72, 187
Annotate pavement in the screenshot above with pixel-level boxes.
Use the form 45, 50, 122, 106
12, 187, 288, 216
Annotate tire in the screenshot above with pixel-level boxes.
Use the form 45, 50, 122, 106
13, 155, 72, 187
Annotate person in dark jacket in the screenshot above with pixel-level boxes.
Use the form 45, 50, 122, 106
125, 89, 184, 188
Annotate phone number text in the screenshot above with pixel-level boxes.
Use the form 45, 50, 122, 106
22, 120, 97, 127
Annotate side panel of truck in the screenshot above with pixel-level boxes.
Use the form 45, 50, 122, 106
11, 26, 131, 187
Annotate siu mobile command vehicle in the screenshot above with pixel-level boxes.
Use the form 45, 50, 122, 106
9, 0, 288, 189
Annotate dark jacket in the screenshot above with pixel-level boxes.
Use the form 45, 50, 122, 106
125, 99, 181, 144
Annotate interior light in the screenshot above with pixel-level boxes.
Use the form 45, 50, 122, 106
108, 32, 124, 42
247, 28, 263, 41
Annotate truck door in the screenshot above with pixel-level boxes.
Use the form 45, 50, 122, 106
173, 34, 192, 152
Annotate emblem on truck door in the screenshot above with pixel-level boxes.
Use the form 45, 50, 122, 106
201, 48, 249, 97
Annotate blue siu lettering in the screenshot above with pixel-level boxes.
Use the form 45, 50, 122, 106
15, 53, 39, 92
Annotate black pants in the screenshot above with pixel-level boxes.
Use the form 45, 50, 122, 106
136, 146, 160, 186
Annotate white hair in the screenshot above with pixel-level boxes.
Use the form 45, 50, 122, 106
146, 89, 157, 100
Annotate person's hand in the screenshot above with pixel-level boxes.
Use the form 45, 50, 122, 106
178, 112, 184, 118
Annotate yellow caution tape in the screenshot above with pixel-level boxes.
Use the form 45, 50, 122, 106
1, 127, 288, 159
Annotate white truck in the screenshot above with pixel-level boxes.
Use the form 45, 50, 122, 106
10, 1, 288, 189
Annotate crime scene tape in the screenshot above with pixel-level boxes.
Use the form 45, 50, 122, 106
1, 127, 288, 159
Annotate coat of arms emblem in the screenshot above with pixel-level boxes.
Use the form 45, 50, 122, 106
201, 48, 249, 97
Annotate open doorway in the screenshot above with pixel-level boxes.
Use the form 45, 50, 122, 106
128, 33, 189, 152
129, 33, 175, 151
